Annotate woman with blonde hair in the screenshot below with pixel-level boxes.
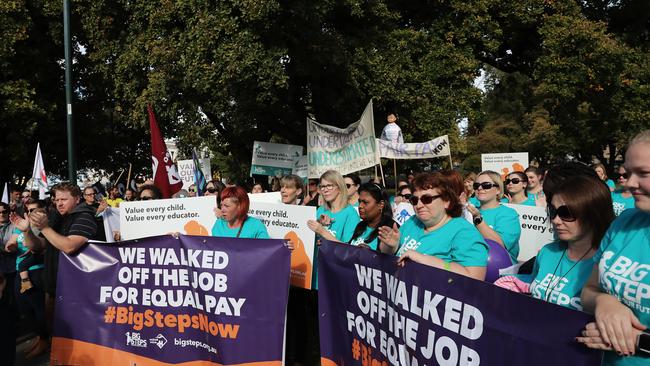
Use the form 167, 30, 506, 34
307, 170, 359, 243
578, 130, 650, 363
592, 163, 615, 192
467, 170, 521, 264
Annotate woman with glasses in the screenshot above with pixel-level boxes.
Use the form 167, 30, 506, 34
211, 186, 269, 239
579, 130, 650, 363
393, 185, 412, 208
344, 174, 361, 208
501, 172, 536, 206
527, 175, 613, 310
611, 165, 635, 216
137, 185, 162, 201
307, 170, 359, 243
349, 183, 394, 250
378, 172, 488, 281
592, 163, 616, 192
467, 171, 521, 264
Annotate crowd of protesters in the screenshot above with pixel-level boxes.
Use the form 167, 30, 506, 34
1, 130, 648, 365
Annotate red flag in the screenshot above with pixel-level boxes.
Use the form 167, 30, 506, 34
148, 105, 182, 198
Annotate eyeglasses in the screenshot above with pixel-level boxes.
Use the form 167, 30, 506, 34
27, 208, 39, 213
409, 194, 441, 206
473, 182, 498, 190
188, 188, 196, 192
140, 196, 153, 201
206, 187, 217, 193
548, 205, 576, 222
504, 178, 525, 185
319, 184, 336, 191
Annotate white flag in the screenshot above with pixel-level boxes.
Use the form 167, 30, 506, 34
32, 143, 48, 199
1, 183, 7, 204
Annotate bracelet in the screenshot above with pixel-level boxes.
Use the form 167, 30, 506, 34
443, 261, 451, 271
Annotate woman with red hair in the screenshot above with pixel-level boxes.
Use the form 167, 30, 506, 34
211, 186, 269, 238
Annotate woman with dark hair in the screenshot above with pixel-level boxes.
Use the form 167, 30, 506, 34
527, 175, 614, 310
344, 174, 361, 208
137, 184, 162, 201
525, 166, 545, 205
251, 182, 266, 194
592, 163, 616, 192
211, 186, 269, 239
468, 170, 521, 264
611, 165, 635, 216
502, 171, 536, 206
349, 183, 394, 250
378, 172, 488, 280
578, 130, 650, 363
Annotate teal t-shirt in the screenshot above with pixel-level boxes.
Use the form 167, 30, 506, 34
13, 228, 45, 272
605, 179, 616, 190
529, 241, 596, 311
479, 204, 521, 264
396, 216, 488, 267
468, 196, 480, 207
316, 204, 360, 243
595, 209, 650, 366
211, 216, 270, 239
500, 195, 536, 206
349, 225, 378, 250
611, 192, 635, 217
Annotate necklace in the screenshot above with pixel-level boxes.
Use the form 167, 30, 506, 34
544, 247, 592, 302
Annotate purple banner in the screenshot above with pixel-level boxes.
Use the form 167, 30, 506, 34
318, 240, 601, 366
51, 235, 290, 366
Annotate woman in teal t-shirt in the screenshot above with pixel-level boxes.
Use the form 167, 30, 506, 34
528, 175, 614, 311
349, 183, 394, 250
378, 172, 488, 281
307, 170, 360, 243
467, 171, 522, 264
593, 162, 616, 192
611, 165, 635, 216
501, 171, 536, 206
579, 130, 650, 364
211, 186, 269, 239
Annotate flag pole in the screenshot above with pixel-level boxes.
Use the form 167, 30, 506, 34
393, 158, 398, 189
378, 161, 386, 187
64, 0, 76, 183
126, 163, 132, 189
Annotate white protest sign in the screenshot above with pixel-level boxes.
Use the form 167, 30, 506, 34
292, 155, 309, 178
102, 207, 120, 243
481, 152, 529, 179
177, 158, 212, 189
393, 202, 415, 226
307, 100, 378, 178
377, 135, 450, 160
120, 196, 217, 240
249, 202, 317, 289
503, 203, 555, 262
248, 191, 282, 204
250, 141, 303, 177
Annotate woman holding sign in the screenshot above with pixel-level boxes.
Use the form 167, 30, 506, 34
349, 183, 394, 250
378, 172, 488, 281
527, 175, 613, 311
467, 171, 521, 264
307, 170, 359, 243
579, 130, 650, 363
211, 186, 269, 239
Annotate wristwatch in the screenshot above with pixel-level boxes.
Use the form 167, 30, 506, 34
473, 215, 483, 226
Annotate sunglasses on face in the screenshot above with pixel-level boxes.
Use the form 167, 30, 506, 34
0, 210, 8, 215
206, 187, 217, 193
473, 182, 497, 190
548, 205, 576, 222
140, 196, 153, 201
409, 194, 441, 206
618, 172, 630, 179
505, 178, 525, 185
398, 193, 412, 199
188, 188, 196, 192
345, 183, 354, 189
